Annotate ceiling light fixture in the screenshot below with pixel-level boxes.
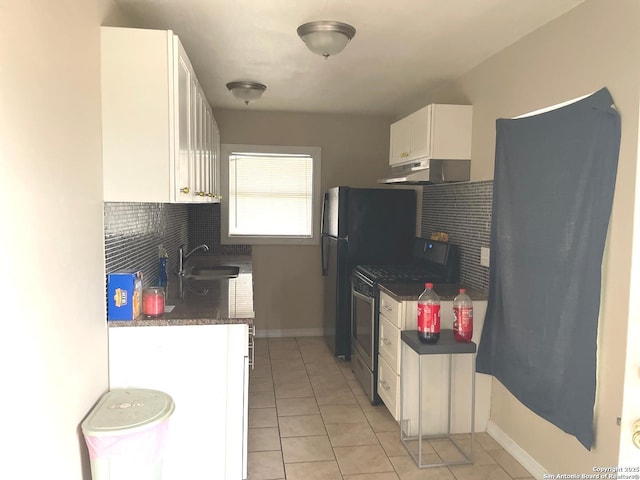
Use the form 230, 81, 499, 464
225, 81, 267, 105
297, 20, 356, 59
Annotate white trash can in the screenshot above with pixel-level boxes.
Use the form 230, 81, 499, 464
82, 388, 175, 480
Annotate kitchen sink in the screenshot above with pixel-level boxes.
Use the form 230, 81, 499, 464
185, 265, 240, 281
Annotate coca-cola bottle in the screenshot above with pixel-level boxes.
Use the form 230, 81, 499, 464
453, 288, 473, 342
417, 283, 440, 343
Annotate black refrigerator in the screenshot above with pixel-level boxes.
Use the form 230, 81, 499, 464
321, 186, 417, 359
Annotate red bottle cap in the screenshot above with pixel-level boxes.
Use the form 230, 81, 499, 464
425, 282, 433, 289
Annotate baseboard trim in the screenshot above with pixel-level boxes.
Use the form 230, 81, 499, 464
486, 420, 548, 478
255, 328, 324, 338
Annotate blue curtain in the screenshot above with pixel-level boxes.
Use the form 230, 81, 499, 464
476, 88, 620, 449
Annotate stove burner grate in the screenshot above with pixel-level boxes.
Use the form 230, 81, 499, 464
355, 264, 445, 283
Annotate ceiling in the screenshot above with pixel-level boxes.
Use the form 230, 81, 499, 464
114, 0, 584, 118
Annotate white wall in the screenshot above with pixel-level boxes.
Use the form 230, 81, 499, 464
0, 1, 126, 478
428, 0, 639, 472
213, 109, 392, 335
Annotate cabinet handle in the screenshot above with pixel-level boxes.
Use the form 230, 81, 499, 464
380, 380, 390, 391
400, 152, 409, 158
197, 191, 205, 196
381, 337, 391, 346
180, 187, 190, 194
207, 193, 214, 197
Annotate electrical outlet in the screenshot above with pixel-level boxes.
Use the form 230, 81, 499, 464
480, 247, 490, 267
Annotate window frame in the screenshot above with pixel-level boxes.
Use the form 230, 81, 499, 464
220, 144, 322, 245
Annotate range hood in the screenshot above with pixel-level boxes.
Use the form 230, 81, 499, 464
377, 159, 471, 185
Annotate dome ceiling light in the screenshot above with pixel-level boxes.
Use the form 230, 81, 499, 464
297, 20, 356, 59
225, 81, 267, 105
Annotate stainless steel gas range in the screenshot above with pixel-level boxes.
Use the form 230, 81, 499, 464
350, 238, 460, 404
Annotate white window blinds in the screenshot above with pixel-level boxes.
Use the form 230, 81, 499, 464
228, 152, 314, 237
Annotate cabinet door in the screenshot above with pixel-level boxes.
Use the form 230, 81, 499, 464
108, 324, 249, 480
430, 104, 473, 160
201, 105, 210, 200
191, 89, 200, 198
389, 117, 411, 165
102, 27, 174, 202
225, 324, 250, 479
175, 39, 194, 202
197, 91, 211, 200
379, 314, 400, 373
408, 105, 432, 161
193, 85, 204, 200
211, 116, 221, 200
202, 105, 213, 200
378, 354, 400, 420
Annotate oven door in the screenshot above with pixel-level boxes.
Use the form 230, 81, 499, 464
351, 287, 375, 370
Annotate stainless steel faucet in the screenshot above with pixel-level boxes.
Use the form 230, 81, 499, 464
178, 244, 209, 276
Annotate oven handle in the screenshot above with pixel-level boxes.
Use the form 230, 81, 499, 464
351, 285, 377, 381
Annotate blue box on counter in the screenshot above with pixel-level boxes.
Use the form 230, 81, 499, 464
107, 271, 143, 321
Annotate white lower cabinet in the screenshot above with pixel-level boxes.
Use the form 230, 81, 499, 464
378, 292, 416, 420
377, 290, 491, 433
108, 324, 249, 480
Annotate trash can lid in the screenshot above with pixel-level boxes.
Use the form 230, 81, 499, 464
82, 388, 175, 437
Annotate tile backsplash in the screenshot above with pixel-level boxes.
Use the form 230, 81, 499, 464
104, 202, 189, 286
188, 204, 251, 256
104, 183, 489, 293
421, 180, 493, 293
104, 202, 249, 287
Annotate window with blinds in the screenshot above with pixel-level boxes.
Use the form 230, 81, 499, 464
221, 144, 321, 245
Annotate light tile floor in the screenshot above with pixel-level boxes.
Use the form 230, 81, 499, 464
248, 337, 536, 480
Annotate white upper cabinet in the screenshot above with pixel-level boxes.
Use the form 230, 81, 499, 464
389, 104, 472, 166
211, 115, 221, 197
101, 27, 220, 203
176, 40, 193, 200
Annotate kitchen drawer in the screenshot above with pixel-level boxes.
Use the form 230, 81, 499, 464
378, 354, 400, 421
379, 314, 400, 373
379, 291, 401, 327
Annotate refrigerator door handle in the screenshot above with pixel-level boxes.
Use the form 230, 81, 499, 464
321, 234, 327, 276
320, 192, 328, 234
320, 192, 329, 276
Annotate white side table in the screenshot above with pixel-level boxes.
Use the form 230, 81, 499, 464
400, 329, 476, 468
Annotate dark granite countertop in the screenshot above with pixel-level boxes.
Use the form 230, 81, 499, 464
378, 282, 488, 302
108, 255, 254, 327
